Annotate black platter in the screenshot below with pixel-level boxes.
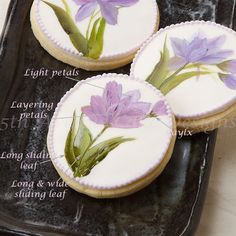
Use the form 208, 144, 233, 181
0, 0, 235, 235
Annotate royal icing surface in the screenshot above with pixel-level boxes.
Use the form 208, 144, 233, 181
33, 0, 158, 59
47, 74, 173, 189
131, 21, 236, 119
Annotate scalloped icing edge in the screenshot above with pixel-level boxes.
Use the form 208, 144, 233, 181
130, 20, 236, 120
47, 73, 175, 190
33, 0, 159, 61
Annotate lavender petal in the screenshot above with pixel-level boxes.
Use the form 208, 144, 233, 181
170, 37, 188, 58
152, 101, 168, 116
208, 35, 226, 49
98, 0, 118, 25
75, 2, 97, 22
219, 60, 236, 73
199, 50, 234, 64
108, 0, 139, 7
186, 37, 208, 62
103, 81, 122, 106
220, 74, 236, 90
168, 56, 187, 70
74, 0, 95, 5
124, 90, 141, 102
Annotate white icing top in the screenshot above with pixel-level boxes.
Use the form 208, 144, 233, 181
131, 21, 236, 119
34, 0, 158, 59
47, 74, 174, 189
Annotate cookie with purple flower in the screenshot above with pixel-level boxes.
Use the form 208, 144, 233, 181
47, 74, 176, 198
131, 21, 236, 133
30, 0, 159, 70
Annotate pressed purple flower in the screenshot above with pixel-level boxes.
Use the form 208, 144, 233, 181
219, 73, 236, 90
74, 0, 139, 25
170, 33, 233, 68
151, 101, 168, 116
218, 59, 236, 74
82, 81, 151, 128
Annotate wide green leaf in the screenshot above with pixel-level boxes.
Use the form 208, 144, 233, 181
146, 36, 170, 88
160, 71, 212, 95
73, 114, 93, 158
74, 137, 134, 177
64, 112, 78, 171
43, 1, 88, 55
87, 18, 106, 59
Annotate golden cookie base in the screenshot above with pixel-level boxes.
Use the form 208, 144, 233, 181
30, 2, 160, 71
48, 116, 176, 199
177, 102, 236, 133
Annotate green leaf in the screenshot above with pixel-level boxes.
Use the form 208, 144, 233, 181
146, 36, 170, 88
160, 71, 212, 95
87, 18, 106, 59
64, 112, 78, 171
88, 18, 100, 49
74, 137, 135, 177
43, 1, 88, 55
217, 60, 230, 72
73, 114, 93, 157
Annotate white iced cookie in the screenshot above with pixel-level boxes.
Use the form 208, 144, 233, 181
47, 74, 176, 198
131, 21, 236, 132
31, 0, 159, 71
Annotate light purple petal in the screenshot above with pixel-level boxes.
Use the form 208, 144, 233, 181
74, 0, 95, 5
98, 0, 118, 25
123, 90, 141, 102
208, 35, 226, 49
82, 81, 151, 128
82, 106, 107, 124
108, 0, 139, 7
227, 60, 236, 73
103, 81, 122, 106
199, 50, 234, 64
110, 115, 141, 128
131, 102, 151, 117
82, 96, 108, 124
90, 96, 107, 114
168, 56, 187, 70
170, 37, 188, 58
220, 74, 236, 90
151, 101, 168, 116
187, 37, 208, 62
219, 60, 236, 73
110, 100, 150, 128
170, 33, 233, 65
75, 2, 97, 22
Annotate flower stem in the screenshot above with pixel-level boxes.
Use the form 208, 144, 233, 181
159, 63, 188, 90
91, 125, 109, 146
86, 10, 100, 40
61, 0, 71, 16
74, 125, 109, 169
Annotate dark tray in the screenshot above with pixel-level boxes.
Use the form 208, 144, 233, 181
0, 0, 235, 235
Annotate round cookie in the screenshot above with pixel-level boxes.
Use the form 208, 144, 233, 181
31, 0, 159, 71
131, 21, 236, 133
47, 74, 176, 198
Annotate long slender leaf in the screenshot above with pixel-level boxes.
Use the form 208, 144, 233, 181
88, 18, 100, 50
73, 114, 93, 158
160, 71, 212, 95
87, 18, 106, 59
146, 36, 170, 88
64, 112, 78, 171
43, 1, 88, 55
74, 137, 134, 177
